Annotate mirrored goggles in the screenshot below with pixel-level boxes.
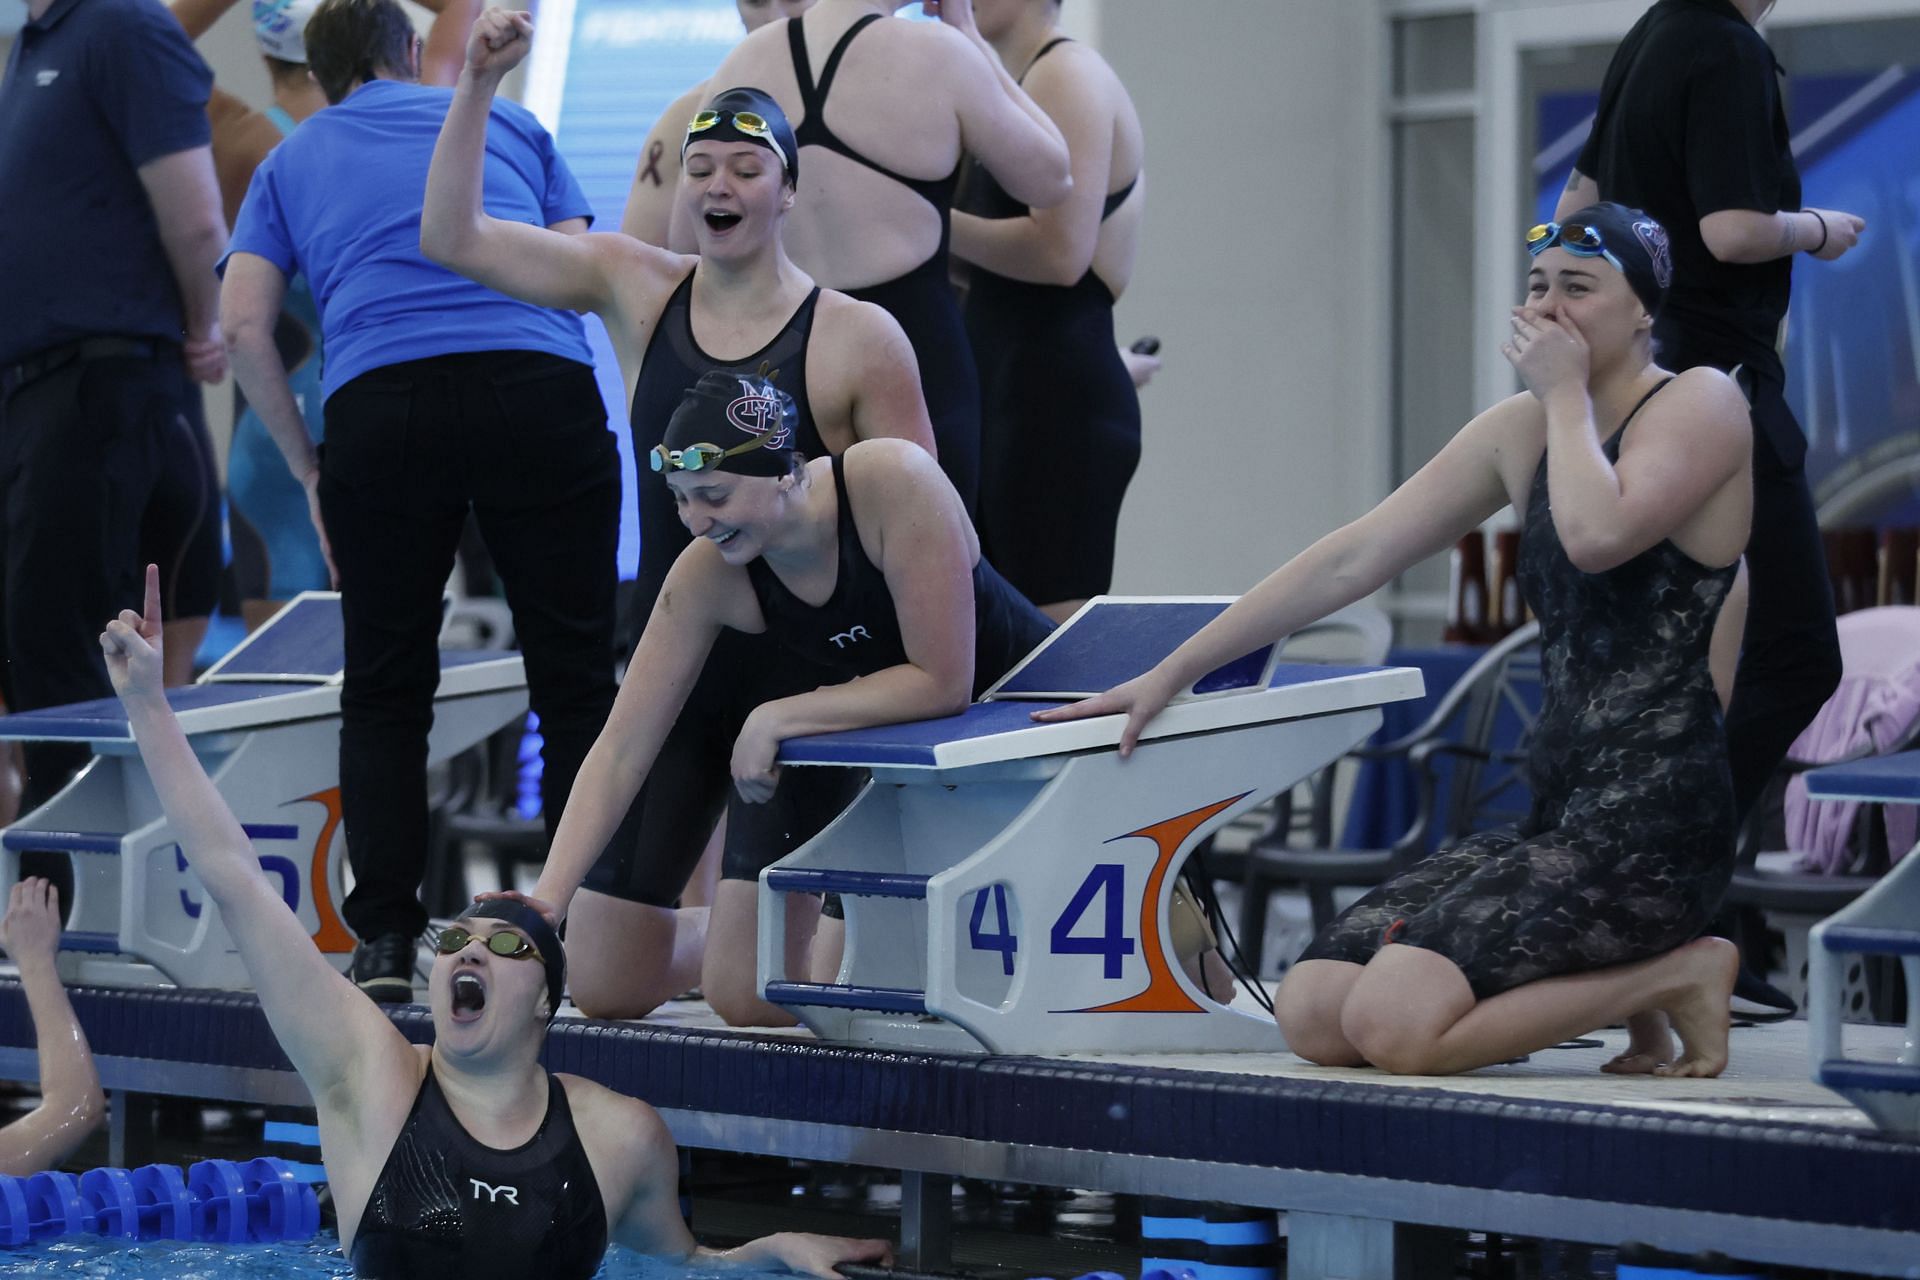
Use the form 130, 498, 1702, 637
1526, 222, 1625, 275
649, 424, 782, 473
684, 108, 791, 174
435, 925, 538, 960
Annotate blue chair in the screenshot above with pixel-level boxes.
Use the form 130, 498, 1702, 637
1234, 622, 1540, 974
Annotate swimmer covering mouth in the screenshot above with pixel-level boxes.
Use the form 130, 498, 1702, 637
100, 561, 890, 1276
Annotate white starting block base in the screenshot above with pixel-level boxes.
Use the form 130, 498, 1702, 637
1805, 751, 1920, 1135
761, 597, 1423, 1057
0, 594, 529, 991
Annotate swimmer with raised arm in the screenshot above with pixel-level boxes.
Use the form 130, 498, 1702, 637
0, 878, 106, 1176
100, 565, 890, 1278
424, 8, 938, 1024
621, 0, 817, 250
1043, 205, 1754, 1078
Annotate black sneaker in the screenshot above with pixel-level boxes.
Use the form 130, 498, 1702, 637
352, 932, 417, 1004
1731, 967, 1797, 1023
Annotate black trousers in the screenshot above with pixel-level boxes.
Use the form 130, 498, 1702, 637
1656, 333, 1842, 823
1723, 391, 1843, 820
0, 343, 198, 812
321, 350, 619, 941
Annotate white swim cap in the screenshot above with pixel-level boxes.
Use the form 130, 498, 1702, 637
253, 0, 322, 63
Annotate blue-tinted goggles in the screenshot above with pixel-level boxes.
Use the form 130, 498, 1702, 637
1526, 222, 1625, 275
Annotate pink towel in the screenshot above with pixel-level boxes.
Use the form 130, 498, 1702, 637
1783, 607, 1920, 872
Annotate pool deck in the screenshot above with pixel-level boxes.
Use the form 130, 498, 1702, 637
0, 978, 1914, 1278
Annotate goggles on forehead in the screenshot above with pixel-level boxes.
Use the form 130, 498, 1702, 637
649, 424, 783, 474
435, 925, 538, 960
684, 108, 792, 174
1526, 222, 1626, 275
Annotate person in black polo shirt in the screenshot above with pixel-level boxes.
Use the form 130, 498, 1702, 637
1560, 2, 1863, 819
0, 0, 228, 813
1559, 0, 1864, 1015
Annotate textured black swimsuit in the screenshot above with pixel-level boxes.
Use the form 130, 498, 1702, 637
350, 1067, 607, 1279
1300, 381, 1739, 998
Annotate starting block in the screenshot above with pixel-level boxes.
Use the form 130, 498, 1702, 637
760, 597, 1424, 1056
0, 594, 528, 990
1805, 751, 1920, 1134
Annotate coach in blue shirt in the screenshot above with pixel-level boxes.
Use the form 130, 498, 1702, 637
0, 0, 228, 815
220, 0, 619, 1001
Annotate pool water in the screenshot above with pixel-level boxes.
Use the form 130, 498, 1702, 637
0, 1236, 793, 1278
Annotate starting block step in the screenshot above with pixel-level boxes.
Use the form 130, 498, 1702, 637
0, 831, 123, 856
1804, 750, 1920, 1136
59, 932, 125, 954
1820, 925, 1920, 957
1820, 1060, 1920, 1093
1804, 750, 1920, 802
762, 983, 929, 1015
762, 869, 929, 899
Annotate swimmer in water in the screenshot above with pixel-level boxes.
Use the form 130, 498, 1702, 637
101, 564, 892, 1278
0, 877, 105, 1176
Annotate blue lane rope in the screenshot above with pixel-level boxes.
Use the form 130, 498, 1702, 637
0, 1157, 319, 1247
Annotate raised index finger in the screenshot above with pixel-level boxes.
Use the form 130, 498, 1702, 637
143, 562, 162, 633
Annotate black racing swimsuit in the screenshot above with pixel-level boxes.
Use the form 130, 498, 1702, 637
745, 454, 1053, 695
349, 1067, 608, 1280
957, 35, 1141, 604
788, 14, 979, 512
584, 270, 847, 906
627, 267, 825, 611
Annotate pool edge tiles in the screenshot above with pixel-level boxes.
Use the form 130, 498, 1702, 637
2, 982, 1917, 1241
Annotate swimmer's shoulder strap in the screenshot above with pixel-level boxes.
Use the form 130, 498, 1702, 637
788, 13, 957, 210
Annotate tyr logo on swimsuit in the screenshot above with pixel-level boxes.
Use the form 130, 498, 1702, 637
829, 625, 871, 650
469, 1179, 519, 1205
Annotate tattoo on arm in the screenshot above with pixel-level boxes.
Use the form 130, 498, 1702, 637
1775, 212, 1802, 258
639, 141, 665, 187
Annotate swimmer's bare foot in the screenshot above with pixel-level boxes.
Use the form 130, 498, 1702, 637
1601, 1010, 1675, 1075
1652, 937, 1739, 1079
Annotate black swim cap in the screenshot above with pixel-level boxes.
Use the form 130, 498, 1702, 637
683, 86, 798, 183
657, 367, 799, 479
1537, 202, 1673, 315
467, 899, 565, 1021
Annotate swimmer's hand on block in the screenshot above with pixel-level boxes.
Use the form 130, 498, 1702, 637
1031, 666, 1179, 759
1029, 643, 1283, 759
1013, 597, 1283, 757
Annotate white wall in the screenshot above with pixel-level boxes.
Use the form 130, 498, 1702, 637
1098, 0, 1392, 594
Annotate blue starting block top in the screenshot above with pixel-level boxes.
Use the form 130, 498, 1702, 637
0, 655, 517, 746
201, 596, 347, 684
0, 684, 302, 744
780, 596, 1423, 770
781, 663, 1417, 770
1804, 751, 1920, 804
987, 599, 1278, 699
